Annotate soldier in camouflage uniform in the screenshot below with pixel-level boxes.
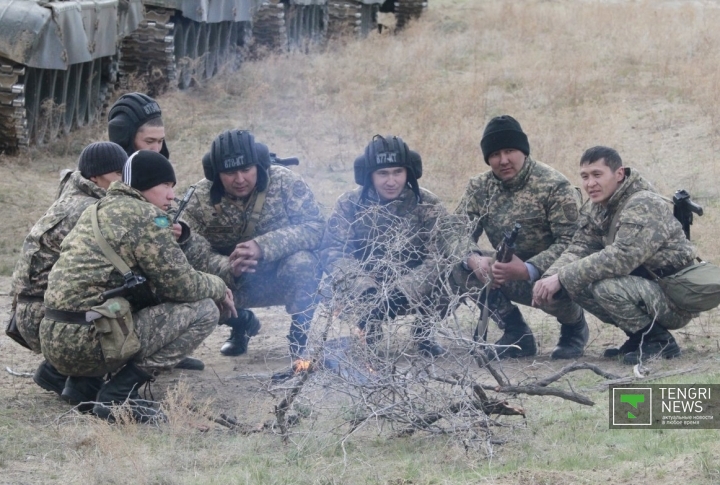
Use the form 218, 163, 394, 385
182, 129, 324, 360
320, 135, 456, 357
455, 115, 587, 359
108, 92, 169, 157
40, 151, 233, 421
10, 142, 127, 399
534, 146, 696, 364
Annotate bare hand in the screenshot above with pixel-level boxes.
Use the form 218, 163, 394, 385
230, 240, 262, 275
172, 223, 182, 241
491, 254, 529, 286
218, 287, 238, 319
532, 274, 562, 307
467, 254, 493, 284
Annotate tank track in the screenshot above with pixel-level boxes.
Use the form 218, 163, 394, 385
0, 60, 27, 150
394, 0, 427, 30
119, 7, 176, 95
251, 1, 288, 54
327, 2, 364, 38
0, 56, 115, 152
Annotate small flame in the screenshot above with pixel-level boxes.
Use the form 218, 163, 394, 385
293, 359, 312, 373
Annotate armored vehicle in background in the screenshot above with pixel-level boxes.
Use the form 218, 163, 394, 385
0, 0, 428, 152
0, 0, 143, 150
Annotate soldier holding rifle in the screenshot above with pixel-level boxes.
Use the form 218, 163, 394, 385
455, 115, 588, 360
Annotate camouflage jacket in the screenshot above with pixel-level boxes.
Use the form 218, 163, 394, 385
321, 186, 461, 301
44, 182, 227, 312
454, 157, 581, 274
182, 165, 325, 261
545, 168, 696, 296
12, 171, 106, 298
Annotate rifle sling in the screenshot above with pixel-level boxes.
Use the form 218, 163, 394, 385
90, 203, 134, 280
241, 188, 267, 241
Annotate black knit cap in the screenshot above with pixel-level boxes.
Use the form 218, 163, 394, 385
123, 150, 176, 192
108, 92, 169, 158
480, 115, 530, 164
78, 141, 128, 179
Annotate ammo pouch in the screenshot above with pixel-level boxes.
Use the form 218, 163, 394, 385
90, 297, 141, 366
651, 261, 720, 313
89, 203, 144, 365
5, 311, 31, 350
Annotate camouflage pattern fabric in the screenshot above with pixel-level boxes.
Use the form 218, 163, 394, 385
14, 300, 44, 353
183, 165, 325, 259
545, 168, 697, 332
41, 299, 219, 376
182, 165, 324, 317
455, 157, 583, 321
11, 171, 106, 352
455, 157, 581, 273
41, 181, 227, 375
321, 186, 462, 307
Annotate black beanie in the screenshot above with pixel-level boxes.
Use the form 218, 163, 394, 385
480, 115, 530, 164
78, 142, 128, 179
123, 150, 176, 192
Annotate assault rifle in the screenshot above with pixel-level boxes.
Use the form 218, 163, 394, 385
100, 273, 147, 301
173, 185, 196, 224
270, 153, 299, 167
474, 223, 521, 343
672, 189, 703, 240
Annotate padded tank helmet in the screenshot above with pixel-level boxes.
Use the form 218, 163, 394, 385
353, 134, 422, 201
204, 129, 271, 204
108, 92, 169, 158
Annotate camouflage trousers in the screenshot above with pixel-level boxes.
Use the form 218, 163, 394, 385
15, 300, 44, 353
232, 250, 321, 319
451, 266, 584, 325
570, 275, 695, 334
40, 299, 219, 377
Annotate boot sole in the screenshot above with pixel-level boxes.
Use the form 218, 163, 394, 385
33, 375, 65, 395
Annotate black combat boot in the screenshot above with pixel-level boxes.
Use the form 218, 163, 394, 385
174, 356, 205, 371
551, 314, 590, 360
33, 360, 67, 396
603, 330, 641, 358
412, 324, 446, 358
622, 324, 681, 365
92, 362, 164, 423
220, 310, 262, 356
288, 313, 312, 360
489, 307, 537, 359
61, 376, 104, 413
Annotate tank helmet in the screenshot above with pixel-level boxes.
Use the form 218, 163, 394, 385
108, 92, 169, 158
353, 135, 422, 201
204, 129, 271, 204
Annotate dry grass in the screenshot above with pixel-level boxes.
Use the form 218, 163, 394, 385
1, 0, 720, 483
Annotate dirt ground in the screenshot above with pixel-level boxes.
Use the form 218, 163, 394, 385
3, 271, 717, 429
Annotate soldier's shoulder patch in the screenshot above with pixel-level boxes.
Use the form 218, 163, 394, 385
154, 216, 170, 228
562, 203, 579, 222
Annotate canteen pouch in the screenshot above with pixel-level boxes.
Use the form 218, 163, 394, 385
657, 261, 720, 313
90, 297, 141, 365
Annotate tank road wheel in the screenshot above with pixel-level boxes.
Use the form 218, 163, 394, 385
216, 21, 232, 72
75, 62, 90, 128
62, 65, 81, 135
178, 19, 197, 88
85, 59, 101, 124
46, 68, 67, 142
194, 23, 210, 80
206, 23, 220, 79
32, 69, 56, 146
22, 68, 40, 145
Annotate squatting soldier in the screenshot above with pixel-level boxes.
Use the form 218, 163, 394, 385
182, 129, 325, 360
108, 92, 169, 157
40, 151, 234, 422
320, 135, 454, 357
533, 146, 697, 364
455, 115, 588, 359
10, 142, 126, 398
